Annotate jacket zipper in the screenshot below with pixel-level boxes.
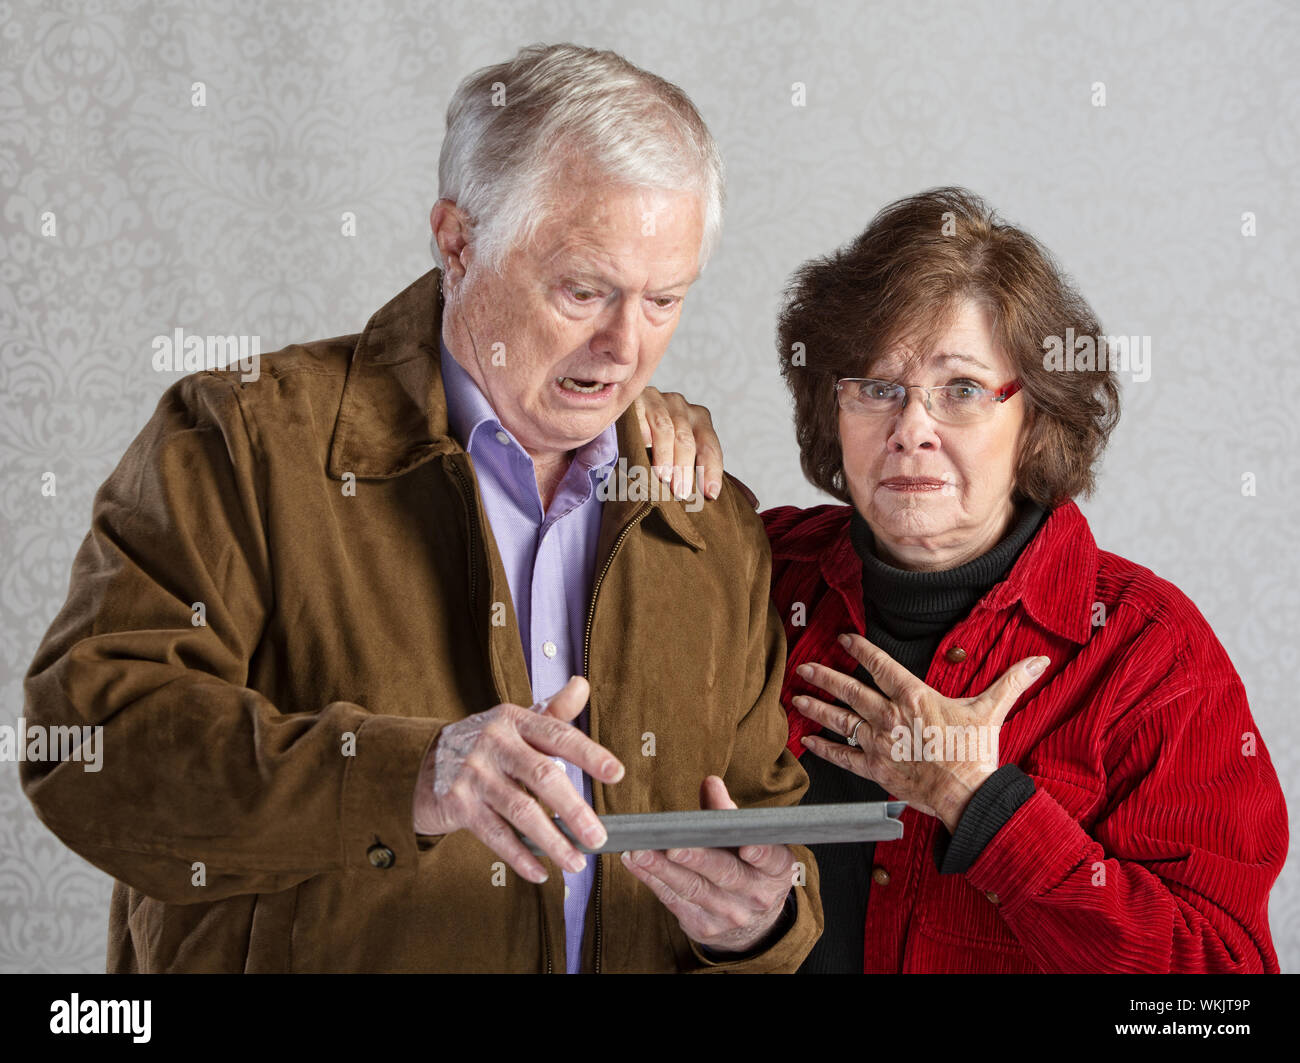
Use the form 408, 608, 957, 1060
583, 502, 651, 975
540, 897, 554, 975
452, 459, 554, 974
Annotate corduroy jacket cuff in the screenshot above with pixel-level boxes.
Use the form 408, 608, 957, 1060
934, 764, 1035, 874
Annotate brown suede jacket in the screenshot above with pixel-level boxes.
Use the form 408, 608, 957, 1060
22, 268, 822, 973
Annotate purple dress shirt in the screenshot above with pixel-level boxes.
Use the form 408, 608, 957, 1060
440, 339, 618, 974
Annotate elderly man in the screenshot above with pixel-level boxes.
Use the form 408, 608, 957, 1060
21, 43, 822, 973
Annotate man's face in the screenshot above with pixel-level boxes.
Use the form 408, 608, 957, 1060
439, 177, 705, 462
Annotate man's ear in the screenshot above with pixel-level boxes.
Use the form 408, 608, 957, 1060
431, 199, 472, 286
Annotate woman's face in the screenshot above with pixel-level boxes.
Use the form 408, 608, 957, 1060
839, 299, 1027, 571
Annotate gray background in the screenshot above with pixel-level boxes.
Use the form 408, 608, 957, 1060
2, 0, 1296, 972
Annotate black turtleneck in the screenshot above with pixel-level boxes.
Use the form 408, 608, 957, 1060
797, 500, 1046, 974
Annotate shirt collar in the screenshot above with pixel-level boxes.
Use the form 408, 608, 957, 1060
438, 334, 502, 454
438, 336, 619, 478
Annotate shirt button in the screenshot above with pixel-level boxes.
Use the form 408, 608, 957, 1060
494, 429, 509, 445
367, 844, 395, 869
985, 891, 1000, 905
542, 641, 557, 658
945, 646, 968, 663
871, 865, 891, 886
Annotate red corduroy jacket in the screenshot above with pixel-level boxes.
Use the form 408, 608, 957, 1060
762, 500, 1287, 973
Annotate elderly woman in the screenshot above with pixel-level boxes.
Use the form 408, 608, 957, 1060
636, 187, 1287, 972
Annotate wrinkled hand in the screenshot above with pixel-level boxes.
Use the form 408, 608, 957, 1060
794, 633, 1048, 832
633, 386, 724, 503
412, 675, 625, 883
620, 775, 795, 955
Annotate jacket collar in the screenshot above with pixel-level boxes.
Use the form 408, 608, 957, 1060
777, 499, 1098, 645
326, 268, 704, 549
979, 499, 1097, 645
326, 269, 459, 479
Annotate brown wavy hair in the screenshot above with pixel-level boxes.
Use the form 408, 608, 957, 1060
776, 187, 1121, 507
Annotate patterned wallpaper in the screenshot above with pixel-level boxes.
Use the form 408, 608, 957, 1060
1, 0, 1296, 971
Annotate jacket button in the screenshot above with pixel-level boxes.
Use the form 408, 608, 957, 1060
985, 891, 999, 904
871, 865, 891, 886
945, 646, 968, 663
367, 844, 395, 869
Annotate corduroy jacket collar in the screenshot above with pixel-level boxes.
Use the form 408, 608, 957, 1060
769, 498, 1098, 646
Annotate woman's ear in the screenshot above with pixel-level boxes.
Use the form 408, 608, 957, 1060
1012, 406, 1044, 499
1020, 402, 1046, 458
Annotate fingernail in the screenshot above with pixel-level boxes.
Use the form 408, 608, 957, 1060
837, 633, 851, 648
530, 867, 549, 884
706, 481, 720, 499
631, 850, 651, 866
792, 694, 808, 708
585, 819, 607, 847
796, 664, 813, 679
567, 854, 587, 873
1026, 656, 1049, 677
666, 848, 685, 862
605, 759, 625, 782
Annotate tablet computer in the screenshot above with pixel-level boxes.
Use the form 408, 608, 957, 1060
522, 801, 906, 855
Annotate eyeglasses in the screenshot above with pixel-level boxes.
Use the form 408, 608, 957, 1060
835, 377, 1022, 426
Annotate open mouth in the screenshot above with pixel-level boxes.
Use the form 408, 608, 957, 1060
556, 376, 610, 394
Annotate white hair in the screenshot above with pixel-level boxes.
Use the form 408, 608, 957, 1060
433, 43, 725, 275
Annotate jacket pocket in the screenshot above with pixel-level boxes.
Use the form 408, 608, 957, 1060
909, 869, 1038, 971
907, 767, 1102, 972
